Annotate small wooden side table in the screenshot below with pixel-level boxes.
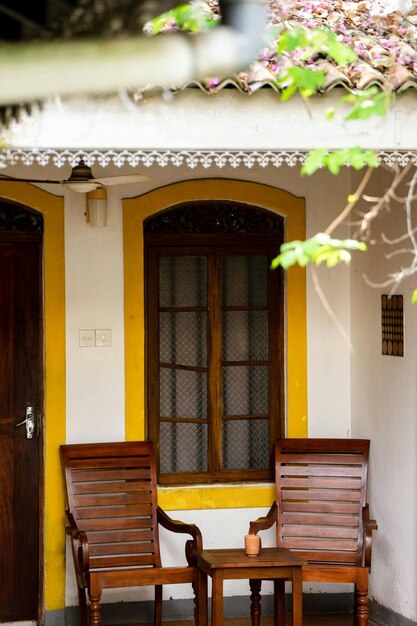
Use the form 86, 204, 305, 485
196, 547, 305, 626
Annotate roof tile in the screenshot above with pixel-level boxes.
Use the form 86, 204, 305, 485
145, 0, 417, 94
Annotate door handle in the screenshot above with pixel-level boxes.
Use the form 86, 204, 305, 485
15, 405, 36, 439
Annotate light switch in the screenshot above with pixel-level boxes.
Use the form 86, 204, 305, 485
96, 329, 112, 347
79, 330, 96, 347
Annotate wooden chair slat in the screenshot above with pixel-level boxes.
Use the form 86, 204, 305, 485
90, 554, 157, 568
77, 517, 153, 531
281, 537, 358, 551
71, 468, 152, 482
281, 476, 362, 489
281, 488, 362, 502
73, 480, 152, 494
281, 465, 363, 477
75, 504, 153, 519
63, 442, 150, 458
280, 453, 364, 465
87, 529, 155, 544
282, 513, 359, 527
289, 550, 359, 564
89, 542, 155, 556
282, 525, 359, 539
68, 458, 151, 469
281, 501, 360, 514
73, 493, 152, 507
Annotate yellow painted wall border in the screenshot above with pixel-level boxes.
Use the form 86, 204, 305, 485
0, 183, 66, 611
123, 179, 306, 510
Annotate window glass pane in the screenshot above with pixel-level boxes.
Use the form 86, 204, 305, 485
221, 255, 268, 307
160, 312, 207, 367
222, 310, 268, 361
160, 256, 207, 307
222, 365, 269, 416
222, 419, 269, 470
160, 422, 208, 473
160, 369, 207, 419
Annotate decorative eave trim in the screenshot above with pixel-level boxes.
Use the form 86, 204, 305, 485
1, 149, 417, 169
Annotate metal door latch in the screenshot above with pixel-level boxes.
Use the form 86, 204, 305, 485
15, 405, 36, 439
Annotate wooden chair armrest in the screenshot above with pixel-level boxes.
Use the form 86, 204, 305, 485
65, 510, 90, 574
363, 504, 378, 569
249, 501, 278, 535
157, 506, 203, 551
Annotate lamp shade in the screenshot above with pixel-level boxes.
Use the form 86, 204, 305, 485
87, 188, 107, 227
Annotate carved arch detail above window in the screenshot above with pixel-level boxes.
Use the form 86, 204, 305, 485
144, 201, 282, 235
0, 200, 43, 232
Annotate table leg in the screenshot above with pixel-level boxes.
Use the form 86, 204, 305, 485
292, 568, 303, 626
249, 579, 262, 626
274, 579, 285, 626
212, 571, 224, 626
197, 568, 208, 626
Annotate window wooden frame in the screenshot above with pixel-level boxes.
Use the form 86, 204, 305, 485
145, 204, 284, 485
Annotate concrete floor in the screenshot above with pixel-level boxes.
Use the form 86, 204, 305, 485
141, 617, 377, 626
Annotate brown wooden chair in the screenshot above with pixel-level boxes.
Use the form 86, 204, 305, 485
60, 441, 204, 626
249, 438, 377, 626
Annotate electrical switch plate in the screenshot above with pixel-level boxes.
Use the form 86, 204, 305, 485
79, 329, 96, 347
96, 329, 112, 347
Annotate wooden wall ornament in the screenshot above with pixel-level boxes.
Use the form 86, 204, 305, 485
381, 294, 403, 357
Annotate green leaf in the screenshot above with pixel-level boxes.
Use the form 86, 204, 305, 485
325, 107, 336, 120
271, 234, 367, 270
302, 148, 378, 176
301, 149, 327, 175
275, 27, 356, 100
327, 151, 345, 175
146, 3, 219, 34
280, 82, 299, 102
327, 39, 357, 66
412, 289, 417, 303
343, 88, 394, 121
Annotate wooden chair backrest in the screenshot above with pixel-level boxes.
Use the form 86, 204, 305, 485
60, 441, 161, 570
275, 438, 369, 566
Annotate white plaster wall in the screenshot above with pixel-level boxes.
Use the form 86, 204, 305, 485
59, 162, 353, 605
65, 188, 125, 442
350, 168, 417, 621
304, 169, 352, 438
4, 90, 411, 150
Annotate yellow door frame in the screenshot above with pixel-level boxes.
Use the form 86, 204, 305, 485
0, 182, 66, 612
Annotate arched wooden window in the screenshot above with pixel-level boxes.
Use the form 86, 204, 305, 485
144, 201, 284, 484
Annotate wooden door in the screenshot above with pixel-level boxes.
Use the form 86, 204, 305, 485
0, 232, 42, 622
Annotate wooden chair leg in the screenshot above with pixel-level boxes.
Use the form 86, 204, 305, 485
197, 565, 208, 626
274, 579, 285, 626
249, 579, 262, 626
154, 585, 163, 626
88, 593, 102, 626
355, 570, 369, 626
78, 586, 88, 626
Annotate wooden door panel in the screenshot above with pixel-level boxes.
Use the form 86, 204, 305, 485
0, 239, 41, 621
0, 248, 12, 420
0, 442, 14, 614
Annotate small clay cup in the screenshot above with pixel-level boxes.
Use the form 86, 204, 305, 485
244, 534, 261, 557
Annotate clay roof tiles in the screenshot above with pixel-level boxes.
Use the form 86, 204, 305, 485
142, 0, 417, 94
